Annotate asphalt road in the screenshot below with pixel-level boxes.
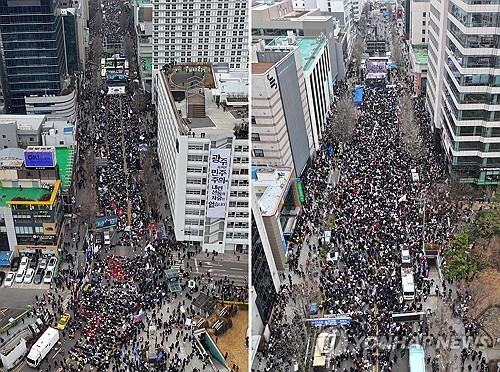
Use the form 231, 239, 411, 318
0, 286, 41, 311
188, 254, 248, 286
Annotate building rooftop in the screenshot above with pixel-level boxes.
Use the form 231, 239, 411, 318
55, 147, 74, 191
161, 64, 246, 138
251, 62, 276, 75
267, 36, 326, 72
0, 114, 45, 131
412, 44, 428, 64
0, 148, 24, 167
252, 167, 293, 217
0, 186, 52, 207
252, 0, 290, 10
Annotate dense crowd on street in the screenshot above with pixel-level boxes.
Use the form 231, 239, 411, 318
20, 0, 249, 371
257, 16, 490, 372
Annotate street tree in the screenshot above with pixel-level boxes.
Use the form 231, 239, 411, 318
399, 93, 426, 159
94, 10, 103, 32
442, 230, 481, 282
390, 28, 403, 67
120, 9, 131, 32
132, 92, 149, 113
332, 93, 357, 145
351, 35, 367, 73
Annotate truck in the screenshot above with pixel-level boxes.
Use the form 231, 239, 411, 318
401, 270, 415, 301
26, 327, 59, 368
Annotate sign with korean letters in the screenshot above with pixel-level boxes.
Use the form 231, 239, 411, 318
206, 149, 231, 218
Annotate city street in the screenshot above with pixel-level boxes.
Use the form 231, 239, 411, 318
189, 253, 249, 287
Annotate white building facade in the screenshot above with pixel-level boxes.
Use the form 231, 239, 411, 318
155, 67, 249, 253
409, 0, 430, 45
426, 0, 500, 184
151, 0, 249, 94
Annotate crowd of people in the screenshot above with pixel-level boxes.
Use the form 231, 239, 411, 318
257, 14, 492, 371
22, 0, 249, 370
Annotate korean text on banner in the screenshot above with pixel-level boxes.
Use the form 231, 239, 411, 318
206, 148, 231, 218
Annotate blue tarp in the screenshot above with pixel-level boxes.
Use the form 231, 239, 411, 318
0, 251, 12, 267
310, 303, 318, 315
354, 86, 364, 107
387, 62, 398, 70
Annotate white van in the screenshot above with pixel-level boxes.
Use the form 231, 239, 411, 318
26, 327, 59, 367
401, 249, 411, 267
402, 273, 415, 301
104, 230, 111, 246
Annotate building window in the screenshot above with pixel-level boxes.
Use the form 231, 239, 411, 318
253, 149, 264, 157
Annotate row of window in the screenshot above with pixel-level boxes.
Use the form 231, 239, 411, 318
14, 225, 43, 234
226, 232, 248, 239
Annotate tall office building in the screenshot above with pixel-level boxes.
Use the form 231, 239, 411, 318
151, 0, 248, 94
426, 0, 500, 184
251, 45, 314, 177
155, 63, 249, 253
0, 0, 68, 113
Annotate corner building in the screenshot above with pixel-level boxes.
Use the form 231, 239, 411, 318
426, 0, 500, 184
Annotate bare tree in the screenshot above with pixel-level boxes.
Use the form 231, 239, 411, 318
94, 10, 103, 32
332, 93, 357, 145
399, 93, 426, 158
351, 34, 367, 73
390, 27, 403, 67
132, 92, 149, 113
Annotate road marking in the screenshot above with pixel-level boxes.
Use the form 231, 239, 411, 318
229, 268, 245, 271
51, 347, 61, 359
194, 259, 199, 273
12, 360, 26, 372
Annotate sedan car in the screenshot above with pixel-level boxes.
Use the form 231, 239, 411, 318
29, 256, 38, 269
56, 312, 71, 330
4, 272, 15, 287
19, 256, 29, 272
14, 270, 25, 283
43, 270, 53, 284
46, 257, 57, 272
10, 257, 20, 271
34, 268, 44, 284
38, 258, 47, 270
24, 268, 35, 283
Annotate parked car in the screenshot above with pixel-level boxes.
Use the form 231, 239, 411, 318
10, 257, 20, 271
19, 256, 29, 272
46, 257, 57, 272
43, 270, 53, 284
4, 272, 15, 287
34, 268, 45, 284
29, 256, 39, 269
0, 271, 5, 285
38, 258, 47, 270
56, 313, 71, 330
15, 269, 25, 283
24, 268, 35, 283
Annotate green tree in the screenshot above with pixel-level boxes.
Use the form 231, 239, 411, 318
442, 230, 481, 281
469, 193, 500, 240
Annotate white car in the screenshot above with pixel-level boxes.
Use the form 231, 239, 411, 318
15, 269, 25, 283
46, 257, 57, 272
24, 268, 35, 283
43, 270, 53, 284
38, 258, 47, 270
19, 256, 29, 272
4, 272, 15, 287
